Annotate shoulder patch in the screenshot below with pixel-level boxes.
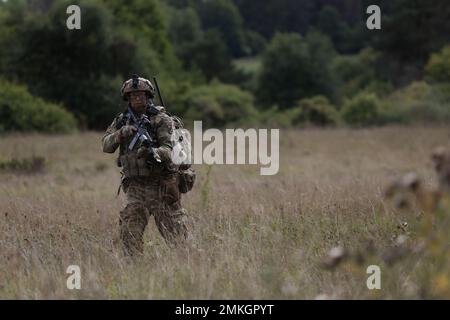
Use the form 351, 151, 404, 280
154, 113, 174, 134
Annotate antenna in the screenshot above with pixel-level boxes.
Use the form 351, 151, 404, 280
153, 77, 165, 107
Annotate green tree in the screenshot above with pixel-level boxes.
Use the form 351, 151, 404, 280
168, 7, 202, 67
257, 32, 337, 109
0, 0, 181, 129
104, 0, 175, 63
341, 92, 381, 126
0, 79, 77, 133
188, 30, 232, 82
242, 30, 267, 56
333, 48, 392, 100
372, 0, 450, 84
6, 0, 119, 128
317, 5, 351, 53
195, 0, 246, 57
233, 0, 316, 38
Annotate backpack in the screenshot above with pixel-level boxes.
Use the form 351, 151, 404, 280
162, 108, 196, 194
178, 167, 196, 193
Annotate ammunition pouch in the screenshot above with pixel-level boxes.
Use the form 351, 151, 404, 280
119, 153, 159, 177
178, 167, 196, 193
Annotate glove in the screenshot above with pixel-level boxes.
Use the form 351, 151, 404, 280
179, 163, 191, 171
137, 146, 150, 159
118, 125, 137, 141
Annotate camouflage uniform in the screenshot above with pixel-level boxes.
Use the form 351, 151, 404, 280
102, 77, 189, 255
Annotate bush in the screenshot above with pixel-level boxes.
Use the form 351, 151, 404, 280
425, 45, 450, 83
257, 106, 301, 128
293, 96, 339, 126
257, 96, 339, 128
0, 156, 46, 174
380, 81, 450, 124
333, 48, 392, 100
179, 81, 258, 128
0, 80, 77, 133
341, 92, 381, 126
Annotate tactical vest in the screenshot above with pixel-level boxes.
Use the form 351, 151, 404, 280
115, 111, 165, 178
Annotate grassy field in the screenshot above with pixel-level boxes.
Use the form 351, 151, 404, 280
0, 126, 449, 299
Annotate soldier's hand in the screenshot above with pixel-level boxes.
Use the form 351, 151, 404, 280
137, 146, 162, 163
137, 146, 150, 159
179, 163, 191, 171
118, 125, 137, 141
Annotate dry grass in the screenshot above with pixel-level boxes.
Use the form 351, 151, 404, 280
0, 126, 449, 299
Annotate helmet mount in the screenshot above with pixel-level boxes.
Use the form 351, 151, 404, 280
120, 74, 155, 101
132, 74, 139, 89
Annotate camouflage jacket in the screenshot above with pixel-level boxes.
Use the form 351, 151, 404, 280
102, 106, 176, 177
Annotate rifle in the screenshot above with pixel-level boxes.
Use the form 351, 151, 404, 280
127, 106, 161, 163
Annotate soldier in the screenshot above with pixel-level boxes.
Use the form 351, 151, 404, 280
102, 75, 190, 256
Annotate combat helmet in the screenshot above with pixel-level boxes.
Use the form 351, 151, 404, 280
120, 74, 155, 101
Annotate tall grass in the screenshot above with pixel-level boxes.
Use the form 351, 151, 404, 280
0, 127, 449, 299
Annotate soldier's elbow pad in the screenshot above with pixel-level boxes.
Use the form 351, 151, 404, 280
102, 139, 117, 153
103, 145, 115, 153
102, 133, 120, 153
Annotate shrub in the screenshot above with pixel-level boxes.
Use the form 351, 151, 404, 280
333, 48, 392, 100
425, 45, 450, 83
0, 156, 46, 173
249, 96, 339, 129
179, 81, 258, 128
293, 96, 339, 126
340, 92, 381, 126
257, 106, 301, 128
0, 80, 77, 133
379, 81, 450, 124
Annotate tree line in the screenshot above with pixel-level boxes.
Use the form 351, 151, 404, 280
0, 0, 449, 132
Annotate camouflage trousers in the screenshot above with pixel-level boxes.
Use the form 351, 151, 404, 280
119, 174, 189, 255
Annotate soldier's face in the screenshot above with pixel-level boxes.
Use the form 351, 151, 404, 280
129, 91, 147, 113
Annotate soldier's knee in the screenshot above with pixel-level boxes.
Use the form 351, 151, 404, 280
119, 203, 149, 236
119, 204, 149, 256
167, 207, 188, 226
155, 207, 189, 243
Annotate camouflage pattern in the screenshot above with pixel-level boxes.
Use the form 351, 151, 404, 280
120, 75, 155, 100
102, 106, 189, 255
102, 107, 175, 175
120, 175, 188, 255
432, 146, 450, 192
